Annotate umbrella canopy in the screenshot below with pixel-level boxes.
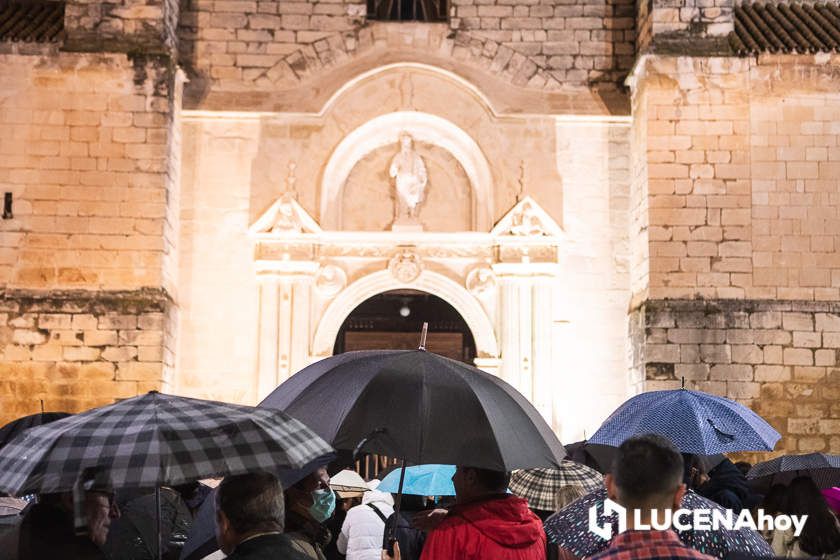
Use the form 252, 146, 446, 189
544, 487, 773, 559
747, 452, 840, 490
330, 469, 369, 494
563, 441, 617, 473
588, 389, 780, 454
0, 391, 334, 495
509, 461, 603, 511
261, 350, 565, 471
0, 412, 70, 450
102, 487, 192, 560
378, 464, 456, 496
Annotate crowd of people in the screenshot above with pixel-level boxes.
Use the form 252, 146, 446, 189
4, 434, 839, 560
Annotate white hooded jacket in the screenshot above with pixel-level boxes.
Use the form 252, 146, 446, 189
336, 489, 395, 560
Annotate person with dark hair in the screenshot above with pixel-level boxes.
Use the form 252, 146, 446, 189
285, 467, 336, 560
682, 454, 709, 490
770, 476, 840, 558
591, 435, 715, 560
409, 465, 546, 560
215, 471, 309, 560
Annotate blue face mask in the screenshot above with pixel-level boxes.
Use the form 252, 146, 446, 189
308, 488, 335, 522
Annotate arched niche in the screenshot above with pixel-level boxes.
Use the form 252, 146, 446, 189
312, 269, 499, 361
320, 111, 494, 232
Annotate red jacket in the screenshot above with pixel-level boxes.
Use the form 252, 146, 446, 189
420, 495, 546, 560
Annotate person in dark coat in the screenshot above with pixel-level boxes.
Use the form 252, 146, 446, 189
284, 467, 335, 560
214, 471, 309, 560
697, 458, 761, 511
382, 494, 428, 560
19, 467, 120, 560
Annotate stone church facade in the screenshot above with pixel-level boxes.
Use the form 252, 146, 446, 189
0, 0, 838, 456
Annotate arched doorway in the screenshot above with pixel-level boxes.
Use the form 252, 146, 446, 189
333, 289, 477, 363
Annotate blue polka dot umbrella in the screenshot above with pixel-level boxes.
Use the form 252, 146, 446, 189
543, 487, 773, 559
587, 389, 780, 455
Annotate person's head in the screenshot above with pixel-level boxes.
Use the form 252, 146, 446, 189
285, 467, 335, 523
554, 484, 586, 511
605, 435, 685, 513
400, 133, 412, 151
215, 472, 285, 555
783, 476, 840, 555
84, 491, 120, 546
451, 466, 510, 504
682, 454, 708, 489
74, 466, 120, 547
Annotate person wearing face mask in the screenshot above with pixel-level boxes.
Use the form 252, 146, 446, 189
285, 467, 336, 560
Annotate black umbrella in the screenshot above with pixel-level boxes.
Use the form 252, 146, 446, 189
564, 441, 617, 473
261, 349, 565, 470
0, 412, 70, 450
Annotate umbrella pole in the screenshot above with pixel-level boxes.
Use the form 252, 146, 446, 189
155, 486, 162, 560
388, 459, 408, 550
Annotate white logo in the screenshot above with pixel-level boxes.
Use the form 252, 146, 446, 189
588, 498, 808, 539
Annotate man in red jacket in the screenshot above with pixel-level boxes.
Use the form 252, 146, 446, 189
416, 466, 547, 560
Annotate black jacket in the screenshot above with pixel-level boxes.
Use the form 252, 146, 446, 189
18, 502, 107, 560
226, 533, 312, 560
383, 511, 426, 560
698, 458, 761, 511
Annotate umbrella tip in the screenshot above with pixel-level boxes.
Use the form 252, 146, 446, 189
418, 322, 428, 351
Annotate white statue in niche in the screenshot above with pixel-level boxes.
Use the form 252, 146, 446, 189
389, 133, 427, 226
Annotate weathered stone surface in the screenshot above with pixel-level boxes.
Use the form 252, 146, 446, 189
635, 299, 840, 459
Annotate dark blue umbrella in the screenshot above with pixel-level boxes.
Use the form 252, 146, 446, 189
544, 487, 773, 559
588, 389, 780, 454
747, 452, 840, 490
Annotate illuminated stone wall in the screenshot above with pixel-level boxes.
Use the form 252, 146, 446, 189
630, 53, 840, 456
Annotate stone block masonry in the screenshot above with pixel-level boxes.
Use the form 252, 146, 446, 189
0, 52, 179, 292
631, 299, 840, 460
0, 289, 174, 425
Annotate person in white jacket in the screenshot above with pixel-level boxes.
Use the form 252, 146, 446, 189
337, 482, 395, 560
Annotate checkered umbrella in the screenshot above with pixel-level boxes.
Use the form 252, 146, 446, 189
747, 452, 840, 491
509, 460, 603, 511
0, 391, 334, 496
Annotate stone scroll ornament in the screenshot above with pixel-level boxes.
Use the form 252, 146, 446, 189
314, 264, 347, 297
466, 265, 497, 296
388, 250, 423, 283
389, 133, 428, 222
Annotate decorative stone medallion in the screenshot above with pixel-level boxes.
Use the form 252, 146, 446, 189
314, 264, 347, 297
466, 265, 497, 296
388, 250, 423, 283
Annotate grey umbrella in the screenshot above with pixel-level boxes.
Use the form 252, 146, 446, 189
747, 452, 840, 490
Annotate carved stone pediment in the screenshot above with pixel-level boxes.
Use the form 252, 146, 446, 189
249, 194, 322, 236
491, 196, 563, 239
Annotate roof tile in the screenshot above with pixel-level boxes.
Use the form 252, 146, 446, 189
0, 2, 64, 43
730, 2, 840, 55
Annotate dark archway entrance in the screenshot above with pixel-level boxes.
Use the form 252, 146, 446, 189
333, 289, 476, 364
